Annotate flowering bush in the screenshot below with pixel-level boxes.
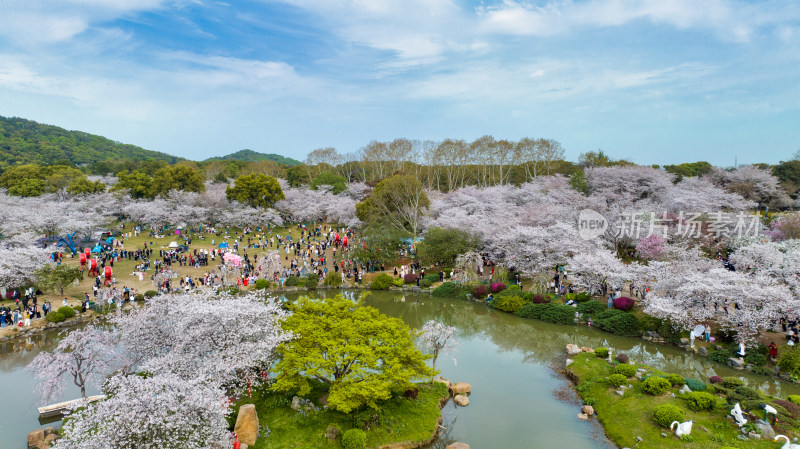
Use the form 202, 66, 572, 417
531, 294, 549, 304
612, 297, 635, 312
490, 282, 507, 293
403, 273, 418, 284
709, 375, 723, 384
636, 234, 666, 260
473, 284, 488, 298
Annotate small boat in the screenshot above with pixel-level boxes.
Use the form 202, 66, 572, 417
38, 395, 105, 419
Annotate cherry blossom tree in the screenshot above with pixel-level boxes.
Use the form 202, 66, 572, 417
706, 165, 792, 209
53, 373, 231, 449
636, 234, 666, 260
0, 244, 52, 289
113, 292, 291, 389
418, 320, 459, 372
27, 326, 123, 402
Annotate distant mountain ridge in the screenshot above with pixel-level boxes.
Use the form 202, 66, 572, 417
0, 116, 184, 168
204, 149, 301, 166
0, 116, 300, 168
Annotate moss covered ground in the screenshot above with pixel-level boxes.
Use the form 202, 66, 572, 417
228, 382, 449, 449
567, 352, 799, 449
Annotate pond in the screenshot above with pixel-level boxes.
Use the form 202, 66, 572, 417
3, 290, 799, 448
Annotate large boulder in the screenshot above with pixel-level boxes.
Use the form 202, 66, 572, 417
291, 396, 301, 410
454, 395, 470, 406
729, 358, 745, 370
756, 419, 775, 439
566, 344, 581, 356
581, 405, 595, 416
434, 376, 452, 390
450, 382, 471, 395
27, 429, 44, 449
234, 404, 259, 446
446, 444, 470, 449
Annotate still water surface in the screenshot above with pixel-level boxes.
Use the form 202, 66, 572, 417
2, 291, 798, 448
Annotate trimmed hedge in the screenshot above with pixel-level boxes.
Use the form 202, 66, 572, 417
608, 374, 627, 387
665, 374, 685, 387
721, 377, 745, 388
595, 348, 609, 359
593, 309, 640, 336
709, 376, 722, 384
490, 282, 507, 293
653, 404, 685, 428
285, 276, 301, 287
134, 294, 145, 301
432, 282, 460, 297
369, 274, 394, 290
540, 304, 576, 325
144, 290, 158, 298
57, 306, 76, 318
531, 294, 550, 304
491, 295, 526, 313
255, 279, 270, 289
515, 303, 552, 320
642, 376, 672, 395
46, 312, 66, 323
473, 284, 489, 298
788, 395, 800, 406
342, 429, 366, 449
614, 364, 637, 378
577, 300, 607, 316
682, 391, 718, 411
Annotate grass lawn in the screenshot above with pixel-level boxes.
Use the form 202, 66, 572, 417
567, 352, 798, 448
228, 382, 449, 449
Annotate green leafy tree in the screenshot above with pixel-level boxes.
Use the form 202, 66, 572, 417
774, 159, 800, 197
356, 174, 429, 242
663, 161, 713, 180
111, 170, 153, 199
310, 172, 347, 194
570, 168, 588, 195
287, 165, 310, 187
226, 173, 285, 208
416, 227, 481, 267
272, 295, 434, 413
150, 165, 206, 197
67, 178, 106, 195
35, 264, 83, 295
350, 226, 405, 266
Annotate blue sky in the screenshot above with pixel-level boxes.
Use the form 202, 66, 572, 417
0, 0, 798, 165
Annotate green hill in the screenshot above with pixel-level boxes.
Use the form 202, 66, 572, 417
205, 149, 301, 166
0, 116, 183, 168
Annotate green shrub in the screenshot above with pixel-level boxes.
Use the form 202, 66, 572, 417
506, 285, 522, 293
72, 305, 82, 314
255, 279, 270, 289
608, 374, 627, 387
779, 346, 800, 377
653, 404, 685, 428
491, 295, 526, 313
684, 378, 706, 391
683, 391, 719, 411
576, 292, 592, 302
595, 348, 609, 359
134, 294, 144, 301
57, 306, 76, 318
144, 290, 158, 298
304, 275, 319, 289
540, 304, 577, 325
342, 428, 367, 449
788, 395, 800, 406
369, 274, 394, 290
615, 364, 637, 378
432, 282, 460, 297
642, 376, 672, 395
285, 276, 301, 287
420, 277, 434, 288
593, 309, 640, 336
521, 292, 534, 301
745, 351, 767, 367
46, 312, 66, 323
576, 300, 606, 316
721, 377, 745, 388
515, 303, 552, 319
709, 349, 732, 364
324, 272, 343, 287
615, 353, 630, 364
392, 277, 404, 287
665, 374, 685, 387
